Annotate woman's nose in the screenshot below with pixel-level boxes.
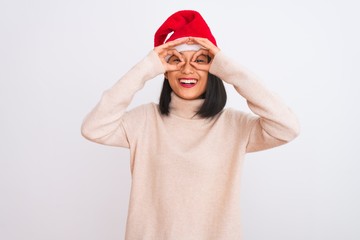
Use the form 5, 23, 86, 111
180, 61, 195, 74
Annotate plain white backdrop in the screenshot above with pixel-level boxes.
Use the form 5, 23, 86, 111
1, 0, 359, 239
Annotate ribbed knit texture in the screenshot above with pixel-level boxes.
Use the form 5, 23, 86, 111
81, 50, 300, 239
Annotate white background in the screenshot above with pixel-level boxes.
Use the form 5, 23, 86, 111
1, 0, 359, 239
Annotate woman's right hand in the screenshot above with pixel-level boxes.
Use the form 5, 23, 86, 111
154, 37, 189, 72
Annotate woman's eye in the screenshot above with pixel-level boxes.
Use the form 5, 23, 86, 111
168, 57, 181, 65
194, 56, 209, 64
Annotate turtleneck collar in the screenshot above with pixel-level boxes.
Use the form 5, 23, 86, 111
168, 92, 205, 119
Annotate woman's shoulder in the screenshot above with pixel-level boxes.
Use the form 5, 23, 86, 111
121, 103, 160, 133
212, 108, 258, 135
220, 107, 257, 123
124, 102, 161, 119
124, 102, 157, 114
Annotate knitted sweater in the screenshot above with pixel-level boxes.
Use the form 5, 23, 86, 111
81, 50, 300, 240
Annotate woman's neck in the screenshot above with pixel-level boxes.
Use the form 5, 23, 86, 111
168, 92, 205, 119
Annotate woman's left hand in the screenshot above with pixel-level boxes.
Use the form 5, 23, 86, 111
187, 37, 220, 71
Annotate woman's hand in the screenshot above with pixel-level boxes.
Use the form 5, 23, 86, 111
188, 37, 220, 71
154, 37, 189, 72
154, 37, 221, 72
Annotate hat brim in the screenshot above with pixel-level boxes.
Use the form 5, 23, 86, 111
165, 44, 202, 61
174, 43, 202, 52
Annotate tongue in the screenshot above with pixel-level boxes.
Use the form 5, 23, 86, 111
180, 82, 196, 88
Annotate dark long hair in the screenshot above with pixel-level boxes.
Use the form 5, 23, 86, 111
159, 73, 227, 118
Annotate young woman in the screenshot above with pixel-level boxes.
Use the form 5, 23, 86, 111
81, 10, 300, 240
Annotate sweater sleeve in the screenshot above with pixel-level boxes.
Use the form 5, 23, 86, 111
209, 51, 300, 152
81, 50, 165, 147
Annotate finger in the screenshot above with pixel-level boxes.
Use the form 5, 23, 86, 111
167, 63, 185, 72
155, 38, 189, 58
166, 60, 185, 72
190, 62, 210, 72
163, 37, 190, 49
166, 49, 184, 62
188, 37, 220, 55
158, 49, 183, 64
190, 55, 210, 71
191, 49, 211, 62
164, 50, 185, 71
188, 37, 209, 47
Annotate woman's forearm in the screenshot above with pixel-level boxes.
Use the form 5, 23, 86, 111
81, 50, 164, 147
210, 51, 300, 152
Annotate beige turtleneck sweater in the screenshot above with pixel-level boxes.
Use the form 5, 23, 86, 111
81, 50, 300, 240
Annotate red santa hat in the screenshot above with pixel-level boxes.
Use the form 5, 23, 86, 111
154, 10, 217, 52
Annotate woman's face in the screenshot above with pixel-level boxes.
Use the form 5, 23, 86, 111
165, 51, 210, 100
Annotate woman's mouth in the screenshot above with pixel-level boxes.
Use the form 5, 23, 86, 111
179, 78, 198, 88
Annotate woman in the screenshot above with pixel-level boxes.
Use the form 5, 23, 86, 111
81, 10, 300, 240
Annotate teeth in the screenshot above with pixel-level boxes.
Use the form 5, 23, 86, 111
179, 79, 197, 84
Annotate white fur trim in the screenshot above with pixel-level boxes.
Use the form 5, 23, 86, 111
174, 44, 202, 52
165, 44, 202, 61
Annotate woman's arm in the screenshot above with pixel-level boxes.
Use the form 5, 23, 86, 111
81, 50, 165, 147
209, 51, 300, 152
81, 38, 190, 147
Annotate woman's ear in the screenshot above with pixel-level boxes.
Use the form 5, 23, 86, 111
164, 72, 168, 79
